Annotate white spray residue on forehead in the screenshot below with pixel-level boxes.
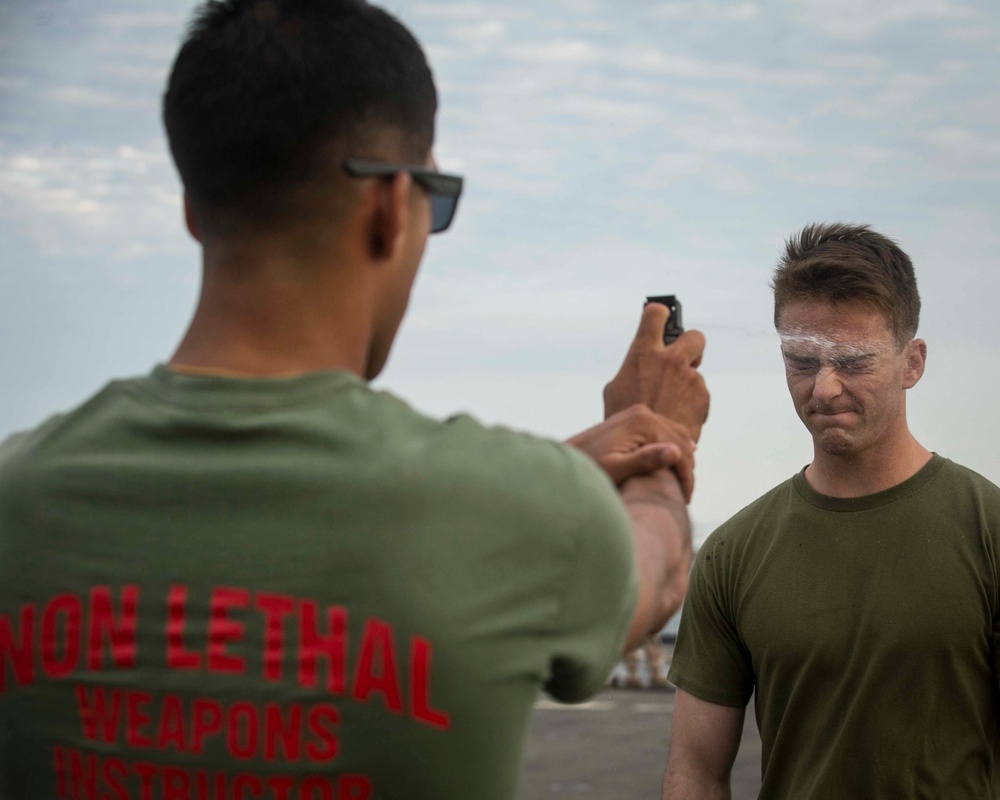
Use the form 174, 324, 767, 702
777, 327, 891, 359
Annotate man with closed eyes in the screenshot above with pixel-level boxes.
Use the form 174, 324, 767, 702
663, 222, 1000, 800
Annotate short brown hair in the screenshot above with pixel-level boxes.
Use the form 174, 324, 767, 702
771, 222, 920, 347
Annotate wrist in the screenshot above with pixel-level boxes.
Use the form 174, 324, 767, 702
621, 468, 684, 503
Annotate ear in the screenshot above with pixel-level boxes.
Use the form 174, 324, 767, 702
367, 172, 411, 262
902, 338, 927, 389
183, 193, 202, 243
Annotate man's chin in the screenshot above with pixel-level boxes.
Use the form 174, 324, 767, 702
815, 431, 859, 457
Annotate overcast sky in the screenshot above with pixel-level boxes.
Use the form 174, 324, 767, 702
2, 0, 998, 539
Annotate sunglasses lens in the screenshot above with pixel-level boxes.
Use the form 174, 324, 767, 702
429, 192, 459, 234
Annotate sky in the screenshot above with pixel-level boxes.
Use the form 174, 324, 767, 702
1, 0, 999, 541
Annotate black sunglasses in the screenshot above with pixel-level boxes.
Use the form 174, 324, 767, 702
342, 159, 464, 234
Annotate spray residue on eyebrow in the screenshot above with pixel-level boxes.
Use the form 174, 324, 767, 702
777, 327, 891, 360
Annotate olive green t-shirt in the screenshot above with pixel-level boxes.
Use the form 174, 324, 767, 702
0, 365, 638, 800
669, 455, 1000, 799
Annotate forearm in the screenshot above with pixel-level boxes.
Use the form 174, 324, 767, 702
621, 468, 692, 652
662, 690, 744, 800
661, 769, 731, 800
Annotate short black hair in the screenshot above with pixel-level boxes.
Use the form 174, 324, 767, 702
163, 0, 437, 229
772, 222, 921, 348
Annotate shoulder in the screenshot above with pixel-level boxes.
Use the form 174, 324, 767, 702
933, 456, 1000, 497
0, 378, 135, 470
370, 395, 637, 641
697, 475, 798, 560
441, 412, 609, 489
340, 387, 631, 549
0, 378, 144, 513
371, 390, 623, 513
927, 457, 1000, 531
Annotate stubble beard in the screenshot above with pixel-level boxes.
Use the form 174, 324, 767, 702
814, 428, 858, 457
804, 410, 866, 458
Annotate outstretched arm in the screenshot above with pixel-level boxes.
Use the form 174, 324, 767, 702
566, 302, 708, 651
619, 467, 692, 653
662, 689, 746, 800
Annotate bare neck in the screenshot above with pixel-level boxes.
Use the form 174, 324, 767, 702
170, 237, 374, 379
805, 429, 932, 498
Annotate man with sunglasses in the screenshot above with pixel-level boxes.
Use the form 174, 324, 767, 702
0, 1, 708, 799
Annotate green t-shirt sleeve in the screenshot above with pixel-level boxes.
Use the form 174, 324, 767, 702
668, 533, 754, 707
989, 515, 1000, 683
542, 447, 639, 704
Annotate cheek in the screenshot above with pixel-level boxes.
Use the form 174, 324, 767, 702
785, 374, 813, 400
852, 377, 896, 413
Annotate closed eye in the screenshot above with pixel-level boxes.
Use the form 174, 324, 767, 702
833, 356, 875, 373
784, 355, 819, 373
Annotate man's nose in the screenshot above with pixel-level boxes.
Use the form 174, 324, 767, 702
812, 365, 843, 401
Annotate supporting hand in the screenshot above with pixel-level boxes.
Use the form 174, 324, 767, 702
566, 404, 696, 502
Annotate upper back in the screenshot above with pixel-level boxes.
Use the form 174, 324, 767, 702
0, 366, 636, 800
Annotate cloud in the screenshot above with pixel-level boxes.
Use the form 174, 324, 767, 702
644, 152, 707, 181
812, 61, 971, 121
951, 92, 1000, 127
812, 53, 890, 72
672, 114, 804, 155
574, 20, 618, 33
43, 85, 152, 111
101, 63, 171, 85
447, 19, 507, 45
921, 127, 1000, 161
650, 2, 762, 22
0, 76, 29, 92
775, 142, 917, 189
410, 2, 529, 22
0, 141, 186, 259
795, 0, 977, 41
554, 0, 601, 13
422, 43, 469, 64
435, 127, 561, 197
99, 12, 187, 31
506, 40, 594, 63
554, 95, 661, 126
946, 24, 996, 41
97, 42, 178, 62
780, 166, 878, 190
832, 143, 914, 163
634, 152, 756, 194
504, 41, 831, 86
411, 1, 491, 19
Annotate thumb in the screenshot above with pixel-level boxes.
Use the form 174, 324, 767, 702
631, 302, 671, 353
